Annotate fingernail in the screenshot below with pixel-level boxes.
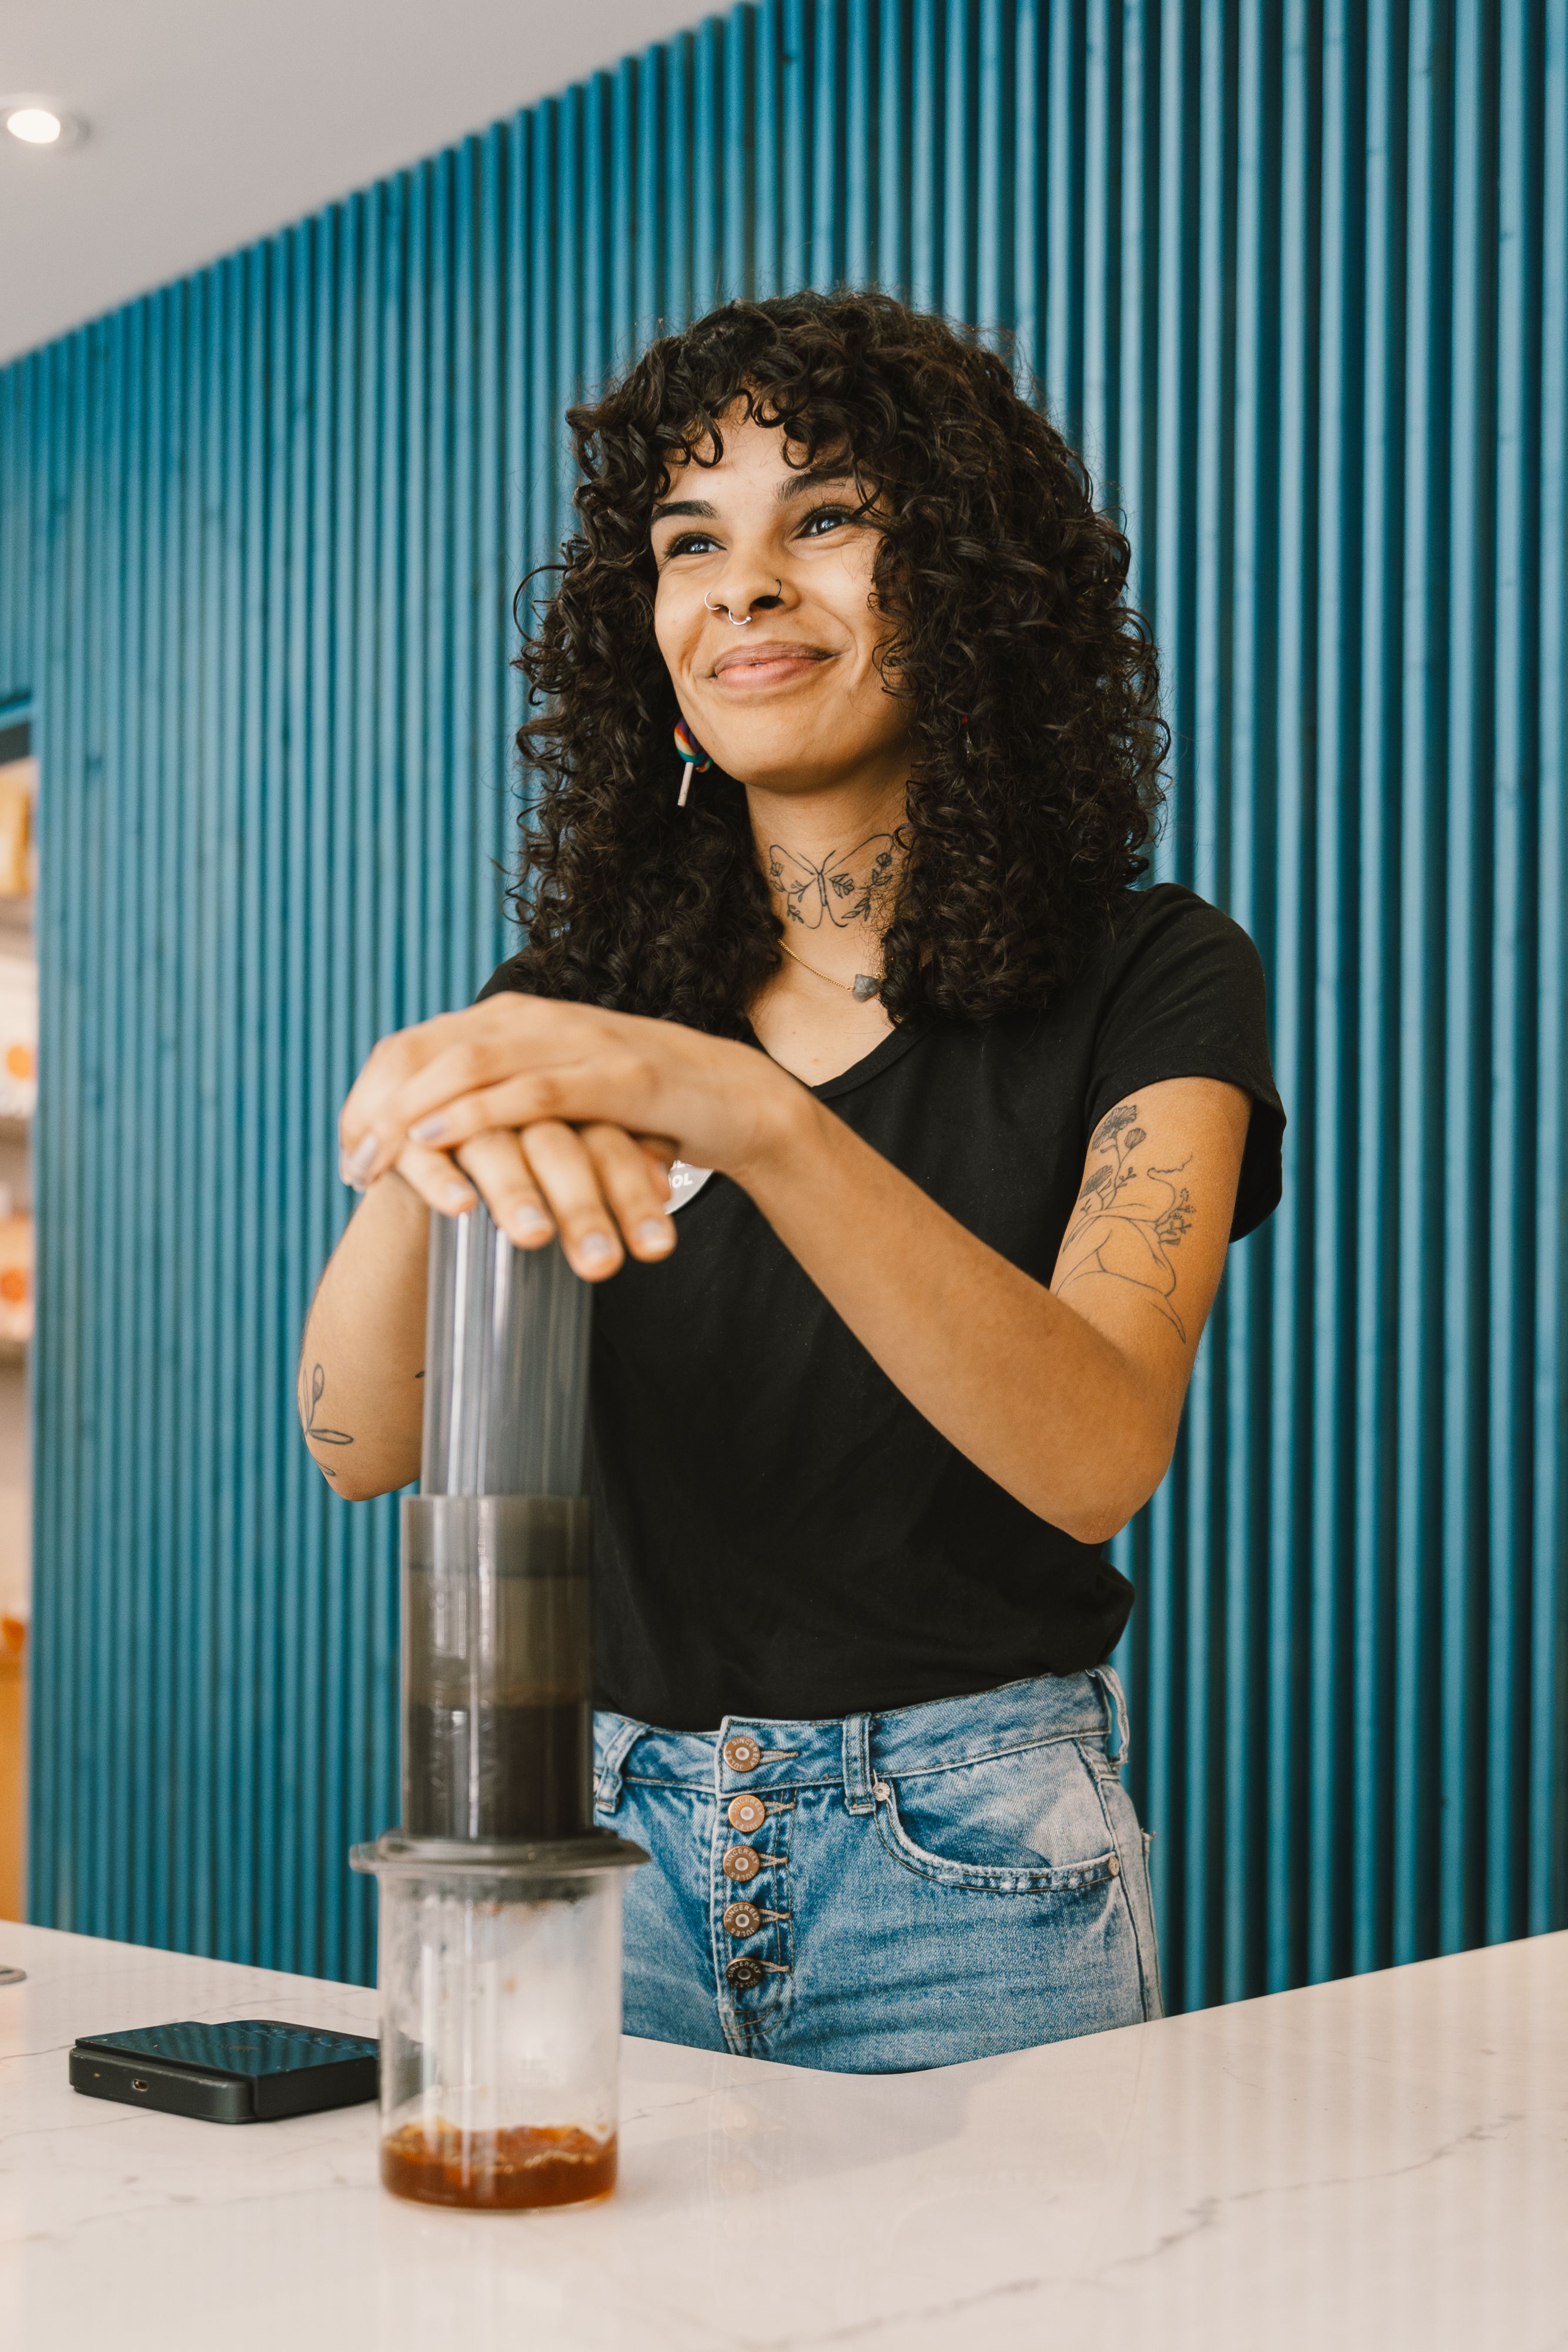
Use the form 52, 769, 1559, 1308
345, 1134, 379, 1182
510, 1208, 553, 1245
441, 1185, 475, 1214
410, 1115, 447, 1144
635, 1218, 675, 1254
574, 1232, 616, 1269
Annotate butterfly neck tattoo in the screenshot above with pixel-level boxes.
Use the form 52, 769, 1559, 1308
765, 833, 899, 929
763, 831, 901, 1004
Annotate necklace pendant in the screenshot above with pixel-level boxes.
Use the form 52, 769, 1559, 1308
851, 974, 881, 1002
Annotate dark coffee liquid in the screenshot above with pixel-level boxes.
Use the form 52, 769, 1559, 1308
404, 1699, 590, 1841
382, 2120, 616, 2210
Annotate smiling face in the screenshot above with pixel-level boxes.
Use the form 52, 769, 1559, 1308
650, 409, 912, 803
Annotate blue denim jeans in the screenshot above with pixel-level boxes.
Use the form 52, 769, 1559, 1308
593, 1666, 1162, 2074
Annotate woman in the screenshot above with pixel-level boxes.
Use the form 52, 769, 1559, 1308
303, 290, 1282, 2073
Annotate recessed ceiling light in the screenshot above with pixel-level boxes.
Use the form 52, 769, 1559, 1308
3, 99, 84, 149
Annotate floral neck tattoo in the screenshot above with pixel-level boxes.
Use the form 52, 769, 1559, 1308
763, 830, 899, 1003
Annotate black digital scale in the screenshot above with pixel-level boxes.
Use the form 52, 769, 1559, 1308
70, 2017, 379, 2124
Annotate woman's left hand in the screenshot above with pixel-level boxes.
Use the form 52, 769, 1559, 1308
337, 993, 802, 1281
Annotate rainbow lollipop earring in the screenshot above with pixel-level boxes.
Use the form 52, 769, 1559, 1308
674, 717, 711, 809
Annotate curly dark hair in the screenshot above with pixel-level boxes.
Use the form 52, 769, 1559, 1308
508, 289, 1166, 1032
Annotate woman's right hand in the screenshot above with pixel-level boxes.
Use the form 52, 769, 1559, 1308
394, 1116, 680, 1283
336, 993, 799, 1289
339, 991, 806, 1282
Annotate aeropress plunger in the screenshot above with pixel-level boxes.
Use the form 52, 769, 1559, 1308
352, 1205, 645, 2210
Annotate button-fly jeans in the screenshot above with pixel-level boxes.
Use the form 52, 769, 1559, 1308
593, 1667, 1162, 2074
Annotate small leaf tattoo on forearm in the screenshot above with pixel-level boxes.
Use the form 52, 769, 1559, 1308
301, 1362, 353, 1476
1057, 1102, 1196, 1342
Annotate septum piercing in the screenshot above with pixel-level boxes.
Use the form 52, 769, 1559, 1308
704, 581, 783, 626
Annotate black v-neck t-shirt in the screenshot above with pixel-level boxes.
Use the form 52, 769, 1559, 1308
481, 883, 1283, 1729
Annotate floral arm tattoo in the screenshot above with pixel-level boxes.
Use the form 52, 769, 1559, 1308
1055, 1101, 1196, 1343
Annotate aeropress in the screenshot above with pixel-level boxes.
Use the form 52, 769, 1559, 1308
353, 1205, 644, 2210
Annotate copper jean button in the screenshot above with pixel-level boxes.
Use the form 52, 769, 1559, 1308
722, 1845, 761, 1883
723, 1736, 762, 1772
726, 1955, 766, 1991
727, 1793, 766, 1834
723, 1900, 761, 1937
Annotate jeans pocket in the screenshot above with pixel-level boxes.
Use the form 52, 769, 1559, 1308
873, 1739, 1122, 1896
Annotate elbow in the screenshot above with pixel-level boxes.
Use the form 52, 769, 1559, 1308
1057, 1498, 1143, 1548
303, 1444, 404, 1504
1047, 1445, 1174, 1548
320, 1469, 383, 1504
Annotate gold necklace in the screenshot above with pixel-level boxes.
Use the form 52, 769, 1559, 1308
778, 937, 882, 1001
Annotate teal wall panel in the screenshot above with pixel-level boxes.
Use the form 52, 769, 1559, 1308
1, 0, 1564, 2006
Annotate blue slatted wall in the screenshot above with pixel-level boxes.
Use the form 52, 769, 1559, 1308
2, 0, 1564, 2006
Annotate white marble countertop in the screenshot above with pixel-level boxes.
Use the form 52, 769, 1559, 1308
1, 1919, 1563, 2350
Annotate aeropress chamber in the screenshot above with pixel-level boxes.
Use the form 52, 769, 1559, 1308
352, 1205, 644, 2210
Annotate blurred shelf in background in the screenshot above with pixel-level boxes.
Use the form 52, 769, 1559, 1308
0, 733, 32, 1923
0, 1616, 24, 1921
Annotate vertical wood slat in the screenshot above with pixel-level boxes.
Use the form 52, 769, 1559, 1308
1, 0, 1563, 2000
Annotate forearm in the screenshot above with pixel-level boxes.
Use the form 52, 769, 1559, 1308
299, 1172, 429, 1499
324, 998, 1233, 1535
740, 1096, 1175, 1541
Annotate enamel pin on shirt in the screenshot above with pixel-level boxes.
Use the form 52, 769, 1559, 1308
666, 1161, 714, 1211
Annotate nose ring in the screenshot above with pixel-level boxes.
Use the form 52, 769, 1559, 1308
705, 581, 782, 627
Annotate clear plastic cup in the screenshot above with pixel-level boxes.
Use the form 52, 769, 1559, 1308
353, 1835, 644, 2210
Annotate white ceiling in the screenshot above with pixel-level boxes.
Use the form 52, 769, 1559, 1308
0, 0, 715, 364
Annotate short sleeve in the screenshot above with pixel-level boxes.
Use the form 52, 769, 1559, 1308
476, 953, 531, 1003
1085, 884, 1285, 1241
